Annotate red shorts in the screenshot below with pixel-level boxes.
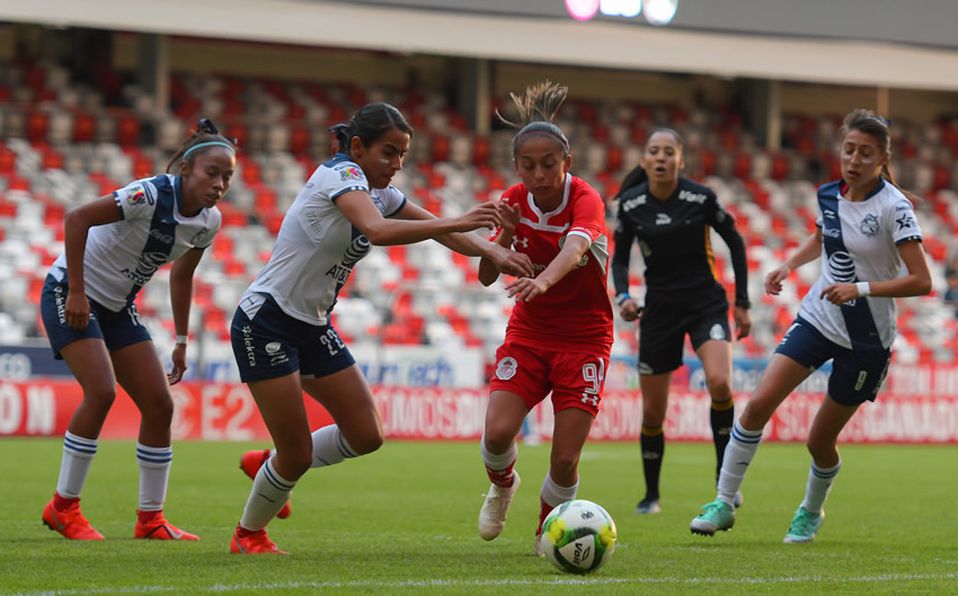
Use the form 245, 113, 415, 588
488, 340, 610, 416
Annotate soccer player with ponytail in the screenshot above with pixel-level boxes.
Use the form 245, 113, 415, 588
229, 102, 532, 555
475, 81, 613, 555
690, 109, 931, 542
612, 128, 751, 514
40, 119, 235, 541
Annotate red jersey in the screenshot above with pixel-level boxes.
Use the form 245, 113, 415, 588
493, 174, 613, 354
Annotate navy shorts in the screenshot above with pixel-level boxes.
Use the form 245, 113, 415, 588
230, 293, 355, 383
638, 299, 730, 375
40, 271, 151, 358
775, 317, 891, 406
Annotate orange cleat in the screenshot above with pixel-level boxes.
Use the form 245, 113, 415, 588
134, 510, 199, 541
230, 525, 287, 555
240, 449, 292, 519
42, 496, 104, 540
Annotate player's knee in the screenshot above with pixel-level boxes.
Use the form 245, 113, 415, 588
141, 392, 174, 425
350, 427, 384, 455
484, 422, 517, 453
705, 375, 732, 400
805, 434, 834, 461
82, 385, 116, 413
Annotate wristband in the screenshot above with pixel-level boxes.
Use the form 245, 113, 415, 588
175, 335, 188, 346
615, 293, 632, 307
856, 282, 871, 297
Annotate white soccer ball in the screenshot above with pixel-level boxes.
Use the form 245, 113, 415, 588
540, 499, 617, 574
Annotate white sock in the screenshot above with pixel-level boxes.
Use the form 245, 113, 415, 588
716, 421, 763, 506
801, 460, 841, 514
310, 425, 359, 468
540, 473, 578, 508
56, 431, 98, 499
136, 443, 172, 512
240, 458, 296, 531
480, 435, 517, 470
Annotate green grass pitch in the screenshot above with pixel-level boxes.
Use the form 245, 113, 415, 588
1, 439, 956, 594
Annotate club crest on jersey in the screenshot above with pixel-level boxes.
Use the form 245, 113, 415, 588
496, 356, 518, 381
127, 187, 148, 206
859, 213, 880, 237
709, 323, 726, 341
338, 165, 364, 182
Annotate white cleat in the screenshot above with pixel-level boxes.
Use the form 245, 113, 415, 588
534, 533, 545, 557
478, 472, 520, 541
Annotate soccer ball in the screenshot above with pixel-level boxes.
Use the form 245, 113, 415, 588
540, 499, 617, 574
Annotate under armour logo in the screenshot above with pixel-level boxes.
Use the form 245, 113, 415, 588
514, 236, 529, 249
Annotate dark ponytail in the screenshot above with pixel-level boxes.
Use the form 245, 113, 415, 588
329, 103, 412, 158
166, 118, 236, 173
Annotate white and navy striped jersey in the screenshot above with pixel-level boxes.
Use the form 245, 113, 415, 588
798, 179, 922, 350
244, 153, 407, 326
50, 174, 221, 312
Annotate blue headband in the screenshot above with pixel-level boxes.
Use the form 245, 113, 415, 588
182, 141, 235, 159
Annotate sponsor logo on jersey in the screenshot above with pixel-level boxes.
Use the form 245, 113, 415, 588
149, 228, 174, 244
823, 227, 841, 238
826, 250, 856, 283
823, 209, 837, 219
896, 214, 916, 231
678, 189, 707, 204
190, 228, 212, 246
621, 194, 647, 212
338, 165, 364, 182
859, 213, 880, 237
655, 213, 671, 226
127, 187, 148, 206
121, 251, 169, 285
496, 356, 518, 380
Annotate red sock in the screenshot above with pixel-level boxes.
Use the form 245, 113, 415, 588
137, 509, 163, 524
485, 461, 516, 488
235, 525, 263, 538
53, 493, 80, 511
536, 498, 552, 535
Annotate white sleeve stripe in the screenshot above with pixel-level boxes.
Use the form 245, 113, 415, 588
567, 229, 594, 246
330, 186, 367, 201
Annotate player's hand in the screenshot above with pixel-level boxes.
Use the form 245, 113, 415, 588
505, 276, 549, 302
498, 201, 521, 236
65, 290, 90, 330
619, 298, 643, 322
167, 344, 187, 385
765, 265, 791, 296
455, 202, 501, 232
820, 282, 859, 305
733, 306, 752, 340
488, 244, 534, 278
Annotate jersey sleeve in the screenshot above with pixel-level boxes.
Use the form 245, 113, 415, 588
707, 191, 750, 308
327, 161, 370, 201
382, 186, 408, 218
567, 184, 605, 246
192, 207, 222, 249
887, 198, 922, 244
611, 198, 636, 296
113, 178, 159, 222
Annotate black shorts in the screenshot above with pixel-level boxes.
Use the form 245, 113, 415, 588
230, 293, 355, 383
40, 270, 151, 358
775, 317, 891, 406
638, 298, 730, 375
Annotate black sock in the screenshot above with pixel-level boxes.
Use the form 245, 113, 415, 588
710, 401, 735, 481
640, 429, 664, 501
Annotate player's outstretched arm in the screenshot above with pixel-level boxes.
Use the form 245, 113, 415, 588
506, 234, 590, 302
337, 190, 500, 246
765, 228, 823, 296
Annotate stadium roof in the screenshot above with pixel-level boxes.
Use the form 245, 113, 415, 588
4, 0, 958, 92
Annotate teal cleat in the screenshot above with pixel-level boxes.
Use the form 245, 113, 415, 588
784, 506, 824, 543
690, 499, 735, 536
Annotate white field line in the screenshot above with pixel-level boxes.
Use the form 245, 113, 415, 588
7, 572, 958, 595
